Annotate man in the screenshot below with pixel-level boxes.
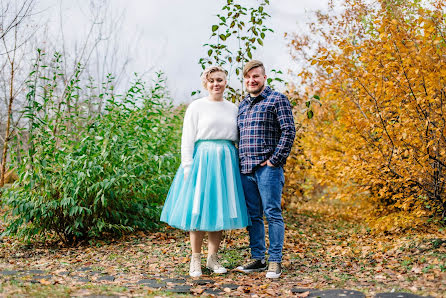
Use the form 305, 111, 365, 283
236, 60, 296, 279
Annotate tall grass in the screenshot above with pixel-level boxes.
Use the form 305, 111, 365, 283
1, 51, 182, 244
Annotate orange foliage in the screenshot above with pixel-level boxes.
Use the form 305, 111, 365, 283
285, 0, 446, 231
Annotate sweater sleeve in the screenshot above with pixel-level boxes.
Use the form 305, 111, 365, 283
181, 104, 197, 178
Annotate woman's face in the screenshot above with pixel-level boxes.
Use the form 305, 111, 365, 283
206, 71, 227, 96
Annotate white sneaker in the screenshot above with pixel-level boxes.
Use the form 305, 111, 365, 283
206, 253, 227, 274
265, 262, 282, 279
189, 253, 202, 277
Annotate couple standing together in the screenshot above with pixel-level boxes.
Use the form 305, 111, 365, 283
161, 60, 296, 279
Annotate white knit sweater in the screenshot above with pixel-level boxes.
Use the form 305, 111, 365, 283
181, 97, 238, 177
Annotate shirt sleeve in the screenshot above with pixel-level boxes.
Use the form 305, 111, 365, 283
269, 94, 296, 166
234, 105, 240, 144
181, 104, 198, 178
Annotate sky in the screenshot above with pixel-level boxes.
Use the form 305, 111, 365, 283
36, 0, 328, 103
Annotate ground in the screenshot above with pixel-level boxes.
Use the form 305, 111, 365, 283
0, 201, 445, 297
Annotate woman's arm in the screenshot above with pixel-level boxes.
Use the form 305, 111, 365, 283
180, 104, 198, 178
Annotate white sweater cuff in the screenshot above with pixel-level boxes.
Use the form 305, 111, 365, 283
183, 165, 191, 178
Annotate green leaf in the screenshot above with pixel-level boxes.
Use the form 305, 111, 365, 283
307, 109, 314, 119
257, 38, 263, 46
313, 95, 321, 100
212, 25, 219, 32
208, 49, 213, 57
219, 34, 227, 41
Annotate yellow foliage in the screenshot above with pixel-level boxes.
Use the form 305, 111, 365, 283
285, 0, 446, 231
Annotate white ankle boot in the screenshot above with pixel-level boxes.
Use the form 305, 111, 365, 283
189, 253, 202, 277
206, 253, 227, 274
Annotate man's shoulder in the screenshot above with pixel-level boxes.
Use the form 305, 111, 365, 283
239, 97, 250, 108
267, 89, 287, 100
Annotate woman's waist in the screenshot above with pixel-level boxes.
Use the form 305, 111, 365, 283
195, 139, 235, 145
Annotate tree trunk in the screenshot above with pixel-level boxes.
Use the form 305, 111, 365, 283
0, 62, 14, 187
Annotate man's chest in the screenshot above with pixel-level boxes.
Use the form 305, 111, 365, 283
238, 99, 276, 127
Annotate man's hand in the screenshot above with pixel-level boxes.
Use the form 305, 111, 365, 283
260, 160, 275, 167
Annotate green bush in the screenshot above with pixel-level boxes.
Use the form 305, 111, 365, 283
1, 52, 182, 244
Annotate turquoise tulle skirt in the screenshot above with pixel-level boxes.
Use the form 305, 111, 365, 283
160, 140, 250, 231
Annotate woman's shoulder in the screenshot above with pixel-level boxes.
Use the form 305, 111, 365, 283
187, 97, 238, 113
222, 100, 239, 112
187, 97, 208, 110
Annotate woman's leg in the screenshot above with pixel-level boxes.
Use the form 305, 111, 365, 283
206, 231, 227, 273
189, 231, 205, 277
207, 231, 222, 254
190, 231, 205, 253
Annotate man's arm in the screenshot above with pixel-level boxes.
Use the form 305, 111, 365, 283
268, 94, 296, 167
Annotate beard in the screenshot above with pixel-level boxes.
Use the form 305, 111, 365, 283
246, 82, 265, 95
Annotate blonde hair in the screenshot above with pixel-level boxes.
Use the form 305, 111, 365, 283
243, 60, 265, 77
201, 65, 228, 89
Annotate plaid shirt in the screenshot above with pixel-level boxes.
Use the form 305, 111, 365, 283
237, 86, 296, 174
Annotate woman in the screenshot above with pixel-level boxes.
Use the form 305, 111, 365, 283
160, 66, 249, 277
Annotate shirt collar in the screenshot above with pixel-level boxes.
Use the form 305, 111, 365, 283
245, 86, 272, 103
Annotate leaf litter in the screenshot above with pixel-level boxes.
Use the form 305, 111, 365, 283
0, 203, 444, 297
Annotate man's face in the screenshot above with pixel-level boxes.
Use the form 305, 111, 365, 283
244, 67, 267, 96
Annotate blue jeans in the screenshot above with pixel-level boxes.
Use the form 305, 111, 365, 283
241, 165, 285, 263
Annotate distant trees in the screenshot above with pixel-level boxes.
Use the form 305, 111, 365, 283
0, 0, 36, 186
0, 0, 142, 187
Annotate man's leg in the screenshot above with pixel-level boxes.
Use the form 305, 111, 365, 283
256, 166, 285, 263
240, 173, 266, 260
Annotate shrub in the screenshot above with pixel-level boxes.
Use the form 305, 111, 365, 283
1, 52, 182, 243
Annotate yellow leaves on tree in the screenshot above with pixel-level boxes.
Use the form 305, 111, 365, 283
286, 0, 446, 231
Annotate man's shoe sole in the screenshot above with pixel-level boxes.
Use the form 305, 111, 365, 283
235, 266, 267, 273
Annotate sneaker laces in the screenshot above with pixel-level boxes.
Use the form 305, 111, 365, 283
246, 259, 263, 268
190, 254, 201, 273
268, 262, 280, 272
208, 254, 225, 270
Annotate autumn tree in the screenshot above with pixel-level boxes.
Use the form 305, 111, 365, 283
287, 0, 446, 230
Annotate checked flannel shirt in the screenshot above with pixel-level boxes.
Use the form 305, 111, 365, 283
237, 86, 296, 174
